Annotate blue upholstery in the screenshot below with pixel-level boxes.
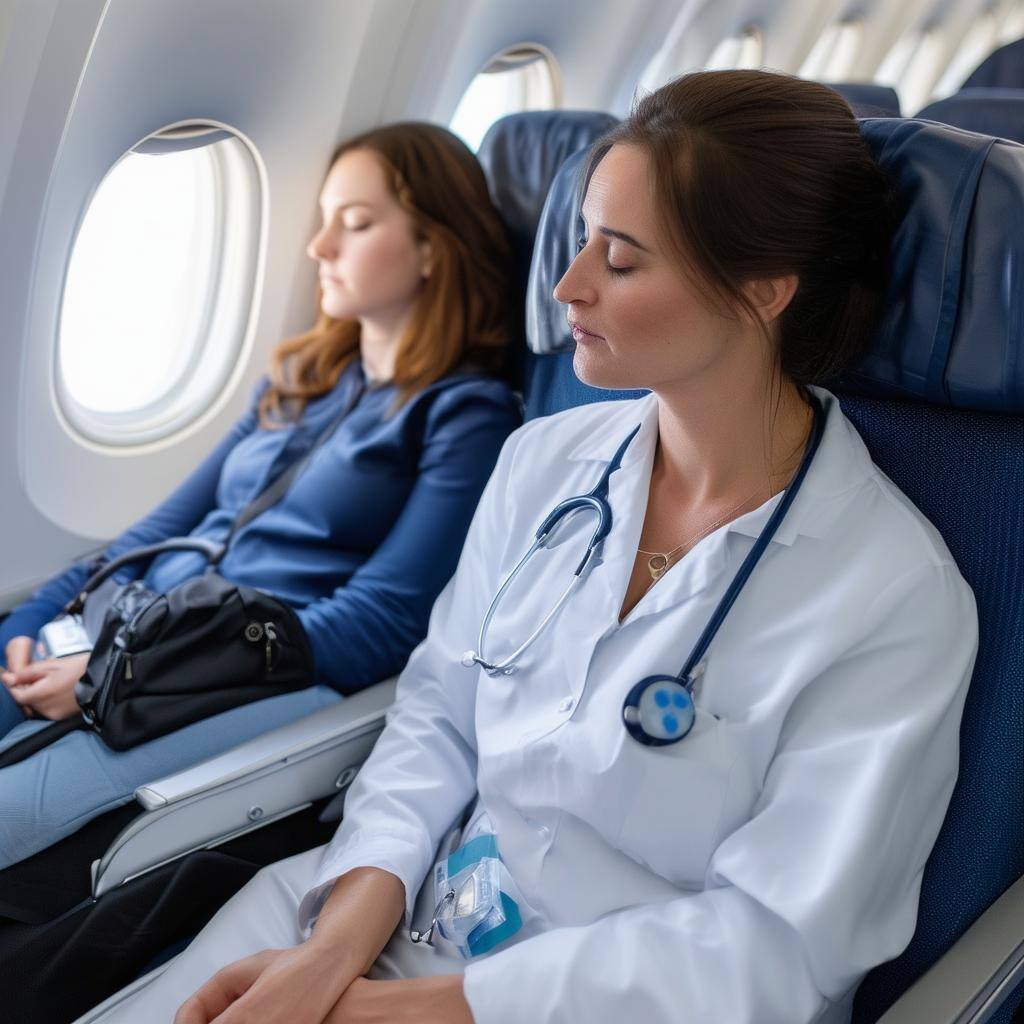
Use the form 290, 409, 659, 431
844, 118, 1024, 414
843, 395, 1024, 1023
964, 37, 1024, 90
478, 111, 618, 288
477, 111, 618, 390
518, 110, 1024, 1021
918, 88, 1024, 142
824, 81, 902, 117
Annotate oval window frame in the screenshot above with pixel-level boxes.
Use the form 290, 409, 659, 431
449, 43, 563, 151
55, 120, 264, 448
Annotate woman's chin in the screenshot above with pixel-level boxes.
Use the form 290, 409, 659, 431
319, 295, 356, 320
572, 345, 642, 392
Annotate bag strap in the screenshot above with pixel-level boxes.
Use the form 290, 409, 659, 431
62, 371, 367, 615
0, 717, 87, 771
221, 372, 366, 549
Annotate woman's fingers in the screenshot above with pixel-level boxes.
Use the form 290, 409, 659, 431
173, 950, 284, 1024
3, 672, 48, 705
4, 636, 34, 673
3, 663, 49, 690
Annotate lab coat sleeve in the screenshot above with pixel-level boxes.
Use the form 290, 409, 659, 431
0, 379, 266, 653
296, 417, 527, 931
293, 383, 521, 694
462, 561, 978, 1024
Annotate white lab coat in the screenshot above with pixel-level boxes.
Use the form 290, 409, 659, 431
301, 386, 978, 1023
86, 386, 978, 1024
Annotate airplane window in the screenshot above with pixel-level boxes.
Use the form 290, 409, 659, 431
999, 0, 1024, 43
877, 26, 946, 114
799, 20, 863, 81
450, 45, 561, 150
932, 11, 999, 98
705, 26, 764, 71
58, 124, 261, 446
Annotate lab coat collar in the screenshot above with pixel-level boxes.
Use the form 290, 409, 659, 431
563, 386, 872, 548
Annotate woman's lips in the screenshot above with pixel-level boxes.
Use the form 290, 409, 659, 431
569, 321, 604, 342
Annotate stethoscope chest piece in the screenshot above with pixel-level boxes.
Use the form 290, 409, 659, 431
622, 675, 696, 746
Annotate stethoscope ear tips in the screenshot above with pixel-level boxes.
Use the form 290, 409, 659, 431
461, 650, 479, 668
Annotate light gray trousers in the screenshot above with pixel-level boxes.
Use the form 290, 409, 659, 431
83, 844, 466, 1023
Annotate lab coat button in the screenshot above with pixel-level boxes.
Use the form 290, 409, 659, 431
558, 697, 574, 712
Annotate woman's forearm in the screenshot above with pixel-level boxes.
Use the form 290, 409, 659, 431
305, 866, 407, 979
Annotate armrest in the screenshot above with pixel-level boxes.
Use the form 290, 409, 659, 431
90, 678, 397, 898
875, 873, 1024, 1024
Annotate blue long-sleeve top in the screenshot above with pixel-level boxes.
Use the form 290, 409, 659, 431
0, 360, 522, 693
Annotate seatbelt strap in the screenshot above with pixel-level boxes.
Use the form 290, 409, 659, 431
222, 371, 367, 548
0, 717, 87, 771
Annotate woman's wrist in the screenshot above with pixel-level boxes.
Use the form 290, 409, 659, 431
326, 975, 474, 1024
306, 865, 407, 977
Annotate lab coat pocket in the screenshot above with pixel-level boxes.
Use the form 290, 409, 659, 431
615, 707, 735, 886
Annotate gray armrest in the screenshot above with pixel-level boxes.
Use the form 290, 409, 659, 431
90, 678, 397, 898
876, 874, 1024, 1024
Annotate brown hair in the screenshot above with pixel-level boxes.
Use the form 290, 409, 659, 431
585, 70, 894, 385
259, 123, 513, 426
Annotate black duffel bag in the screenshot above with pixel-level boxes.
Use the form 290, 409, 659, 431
74, 548, 313, 750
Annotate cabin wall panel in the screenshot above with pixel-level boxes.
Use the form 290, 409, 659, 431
0, 0, 414, 605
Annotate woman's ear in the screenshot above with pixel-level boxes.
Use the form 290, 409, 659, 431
744, 273, 799, 324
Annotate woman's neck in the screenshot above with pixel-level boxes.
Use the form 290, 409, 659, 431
651, 373, 812, 509
357, 307, 414, 382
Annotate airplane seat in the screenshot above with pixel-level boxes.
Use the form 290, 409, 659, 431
824, 82, 902, 117
522, 119, 1024, 1023
476, 110, 618, 393
917, 88, 1024, 143
963, 37, 1024, 90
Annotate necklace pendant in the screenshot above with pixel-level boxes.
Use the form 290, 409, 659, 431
647, 554, 669, 580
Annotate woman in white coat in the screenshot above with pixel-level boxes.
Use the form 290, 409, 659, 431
87, 70, 978, 1024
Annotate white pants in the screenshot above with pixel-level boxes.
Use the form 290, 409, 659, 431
83, 844, 466, 1023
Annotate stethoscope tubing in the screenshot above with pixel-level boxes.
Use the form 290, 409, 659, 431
464, 397, 825, 736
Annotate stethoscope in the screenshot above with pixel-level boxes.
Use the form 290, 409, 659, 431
460, 394, 826, 747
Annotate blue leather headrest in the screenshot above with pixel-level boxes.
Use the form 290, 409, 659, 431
917, 88, 1024, 142
477, 111, 617, 281
963, 37, 1024, 90
846, 118, 1024, 413
527, 115, 1024, 414
824, 81, 901, 117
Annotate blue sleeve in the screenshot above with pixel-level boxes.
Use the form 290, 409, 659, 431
0, 380, 267, 651
296, 382, 522, 694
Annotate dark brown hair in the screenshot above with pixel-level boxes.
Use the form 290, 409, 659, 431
259, 122, 513, 426
586, 70, 894, 385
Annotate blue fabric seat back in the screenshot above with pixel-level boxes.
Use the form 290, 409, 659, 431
824, 81, 902, 117
964, 37, 1024, 90
522, 112, 1024, 1021
918, 88, 1024, 143
476, 112, 617, 391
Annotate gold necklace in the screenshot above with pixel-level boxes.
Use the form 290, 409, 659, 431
636, 487, 762, 581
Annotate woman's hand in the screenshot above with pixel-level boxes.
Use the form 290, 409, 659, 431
327, 976, 474, 1024
174, 945, 356, 1024
175, 865, 407, 1024
2, 650, 89, 720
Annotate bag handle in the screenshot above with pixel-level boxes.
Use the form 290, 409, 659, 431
62, 538, 227, 615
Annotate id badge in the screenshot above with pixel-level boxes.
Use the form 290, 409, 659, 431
432, 833, 524, 958
36, 615, 93, 659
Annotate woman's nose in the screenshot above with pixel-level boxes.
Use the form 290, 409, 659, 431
553, 249, 596, 306
307, 223, 337, 262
